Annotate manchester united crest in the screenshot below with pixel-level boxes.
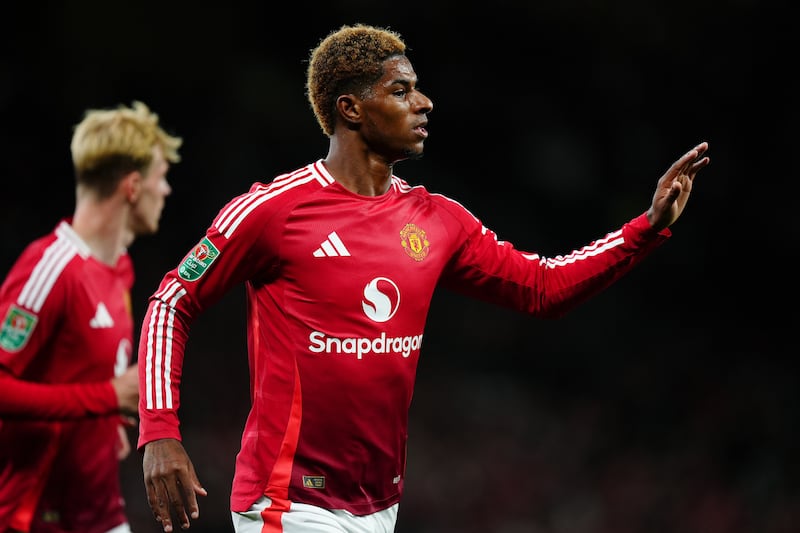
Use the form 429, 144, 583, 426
400, 223, 430, 261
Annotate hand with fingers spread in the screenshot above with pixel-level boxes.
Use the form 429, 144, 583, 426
143, 438, 207, 532
646, 141, 710, 231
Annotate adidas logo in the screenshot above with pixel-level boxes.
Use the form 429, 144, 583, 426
313, 231, 351, 257
89, 302, 114, 328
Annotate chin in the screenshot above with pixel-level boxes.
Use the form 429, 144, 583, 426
134, 223, 159, 237
402, 147, 425, 161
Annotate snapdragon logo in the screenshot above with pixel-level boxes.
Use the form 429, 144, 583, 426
361, 277, 400, 323
307, 276, 423, 359
308, 331, 423, 359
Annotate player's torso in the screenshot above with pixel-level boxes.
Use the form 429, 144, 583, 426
242, 180, 462, 510
0, 226, 132, 530
273, 183, 452, 382
29, 258, 133, 383
28, 256, 132, 531
1, 224, 136, 384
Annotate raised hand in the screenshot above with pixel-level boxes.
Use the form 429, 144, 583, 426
646, 141, 710, 231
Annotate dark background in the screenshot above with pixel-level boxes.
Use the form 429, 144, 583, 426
2, 1, 797, 532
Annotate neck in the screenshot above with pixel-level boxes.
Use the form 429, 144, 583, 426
70, 194, 133, 266
323, 137, 395, 196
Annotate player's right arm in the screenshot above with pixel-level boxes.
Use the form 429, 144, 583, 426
137, 179, 289, 531
137, 177, 296, 447
0, 366, 123, 419
0, 238, 132, 420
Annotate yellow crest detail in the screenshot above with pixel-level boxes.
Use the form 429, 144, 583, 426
400, 223, 430, 262
302, 475, 326, 489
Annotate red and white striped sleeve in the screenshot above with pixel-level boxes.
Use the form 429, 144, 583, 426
439, 199, 670, 319
137, 167, 320, 448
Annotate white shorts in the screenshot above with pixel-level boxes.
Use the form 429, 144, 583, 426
106, 523, 132, 533
231, 495, 398, 533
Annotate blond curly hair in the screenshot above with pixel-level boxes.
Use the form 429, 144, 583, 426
306, 24, 406, 137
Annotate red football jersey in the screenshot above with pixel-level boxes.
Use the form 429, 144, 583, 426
0, 220, 133, 533
138, 161, 669, 515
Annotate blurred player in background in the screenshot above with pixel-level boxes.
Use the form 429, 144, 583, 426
136, 24, 709, 533
0, 101, 182, 533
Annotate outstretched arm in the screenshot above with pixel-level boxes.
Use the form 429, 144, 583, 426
439, 141, 711, 319
646, 141, 710, 231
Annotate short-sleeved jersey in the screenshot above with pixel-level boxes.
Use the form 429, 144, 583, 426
0, 220, 134, 533
138, 160, 669, 515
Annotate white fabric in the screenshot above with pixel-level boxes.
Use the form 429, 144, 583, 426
232, 496, 398, 533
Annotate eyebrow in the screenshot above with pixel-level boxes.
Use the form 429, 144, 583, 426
388, 78, 414, 88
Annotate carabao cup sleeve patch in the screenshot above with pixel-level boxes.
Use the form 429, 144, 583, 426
0, 304, 38, 352
178, 237, 221, 282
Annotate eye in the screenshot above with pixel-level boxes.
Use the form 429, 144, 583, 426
393, 88, 407, 97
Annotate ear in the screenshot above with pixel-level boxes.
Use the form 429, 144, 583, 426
121, 171, 142, 203
336, 94, 361, 129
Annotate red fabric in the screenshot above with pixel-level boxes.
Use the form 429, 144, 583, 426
139, 160, 669, 515
0, 372, 116, 419
0, 220, 133, 532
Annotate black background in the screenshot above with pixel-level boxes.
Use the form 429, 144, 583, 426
2, 1, 797, 532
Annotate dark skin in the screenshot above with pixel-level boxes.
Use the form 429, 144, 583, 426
141, 54, 709, 532
323, 55, 433, 195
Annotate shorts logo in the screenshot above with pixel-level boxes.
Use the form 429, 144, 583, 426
178, 237, 220, 281
0, 305, 38, 352
302, 476, 325, 489
400, 223, 429, 261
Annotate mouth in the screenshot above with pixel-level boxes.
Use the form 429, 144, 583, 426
413, 122, 428, 139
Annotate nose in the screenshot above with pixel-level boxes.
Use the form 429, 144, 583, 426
415, 90, 433, 113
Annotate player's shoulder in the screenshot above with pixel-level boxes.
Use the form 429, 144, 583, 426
16, 221, 90, 271
2, 221, 89, 311
212, 161, 334, 238
392, 176, 479, 221
241, 161, 334, 204
389, 175, 442, 203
